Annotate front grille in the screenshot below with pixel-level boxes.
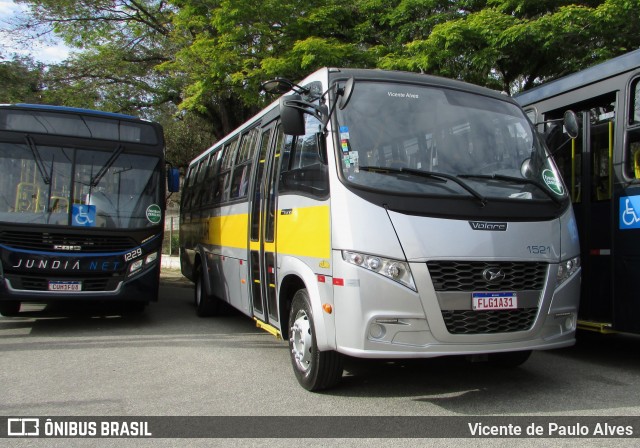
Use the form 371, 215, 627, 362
0, 230, 137, 252
427, 261, 548, 292
441, 308, 538, 334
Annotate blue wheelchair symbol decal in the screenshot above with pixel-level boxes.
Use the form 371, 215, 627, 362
72, 204, 96, 227
620, 196, 640, 229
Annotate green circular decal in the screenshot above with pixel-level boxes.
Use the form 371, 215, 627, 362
146, 204, 162, 224
542, 169, 564, 196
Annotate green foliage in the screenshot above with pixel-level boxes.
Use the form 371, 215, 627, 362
0, 55, 45, 103
7, 0, 640, 165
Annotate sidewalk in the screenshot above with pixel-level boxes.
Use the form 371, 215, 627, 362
160, 254, 192, 288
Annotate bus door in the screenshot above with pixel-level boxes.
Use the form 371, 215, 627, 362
613, 76, 640, 333
248, 120, 283, 329
547, 94, 616, 327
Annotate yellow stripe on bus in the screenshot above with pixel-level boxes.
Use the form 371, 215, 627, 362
207, 214, 248, 248
277, 205, 330, 259
205, 204, 330, 259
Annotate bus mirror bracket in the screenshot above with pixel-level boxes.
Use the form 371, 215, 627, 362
167, 166, 180, 192
316, 132, 327, 165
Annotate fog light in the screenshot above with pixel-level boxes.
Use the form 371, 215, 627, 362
565, 316, 575, 331
369, 323, 386, 339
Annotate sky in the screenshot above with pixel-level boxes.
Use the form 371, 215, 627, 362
0, 0, 70, 63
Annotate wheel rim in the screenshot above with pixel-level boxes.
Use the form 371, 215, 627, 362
290, 309, 312, 373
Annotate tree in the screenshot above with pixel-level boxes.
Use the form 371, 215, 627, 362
378, 0, 640, 93
0, 54, 45, 103
13, 0, 180, 116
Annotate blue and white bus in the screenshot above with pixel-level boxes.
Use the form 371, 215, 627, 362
0, 104, 179, 315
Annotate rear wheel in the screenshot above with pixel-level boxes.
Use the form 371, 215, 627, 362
195, 266, 220, 317
289, 288, 343, 391
488, 350, 532, 368
0, 301, 21, 317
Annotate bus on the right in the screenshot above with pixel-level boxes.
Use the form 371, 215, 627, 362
516, 49, 640, 334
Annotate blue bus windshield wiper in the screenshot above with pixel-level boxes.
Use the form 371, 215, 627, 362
459, 174, 562, 205
90, 144, 124, 187
24, 135, 51, 185
359, 166, 487, 206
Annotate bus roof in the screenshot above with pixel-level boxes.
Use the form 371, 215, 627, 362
0, 103, 143, 121
514, 49, 640, 107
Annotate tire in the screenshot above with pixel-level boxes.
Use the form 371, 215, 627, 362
195, 266, 220, 317
0, 301, 21, 317
288, 288, 343, 391
488, 350, 532, 368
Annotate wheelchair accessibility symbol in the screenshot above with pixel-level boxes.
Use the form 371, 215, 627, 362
620, 196, 640, 229
72, 204, 96, 227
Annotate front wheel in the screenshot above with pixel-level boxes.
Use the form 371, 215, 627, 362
0, 301, 21, 317
289, 288, 343, 391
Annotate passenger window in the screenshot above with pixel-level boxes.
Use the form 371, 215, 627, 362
627, 78, 640, 180
279, 114, 328, 198
213, 139, 237, 203
630, 78, 640, 125
230, 129, 258, 200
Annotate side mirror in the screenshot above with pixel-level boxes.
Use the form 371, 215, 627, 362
167, 167, 180, 192
520, 158, 533, 179
563, 110, 579, 139
279, 95, 305, 135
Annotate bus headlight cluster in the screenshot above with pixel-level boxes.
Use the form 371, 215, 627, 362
342, 251, 416, 291
128, 251, 159, 276
556, 256, 580, 286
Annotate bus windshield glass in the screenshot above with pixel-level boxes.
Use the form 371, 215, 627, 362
335, 81, 567, 201
0, 142, 162, 229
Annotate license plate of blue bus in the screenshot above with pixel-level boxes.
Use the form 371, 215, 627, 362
48, 281, 82, 292
472, 292, 517, 310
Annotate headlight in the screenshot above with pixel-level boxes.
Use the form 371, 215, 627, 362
342, 250, 416, 291
557, 256, 580, 286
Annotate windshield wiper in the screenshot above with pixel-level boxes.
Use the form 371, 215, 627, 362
24, 135, 51, 185
459, 174, 563, 205
90, 144, 124, 187
359, 166, 487, 206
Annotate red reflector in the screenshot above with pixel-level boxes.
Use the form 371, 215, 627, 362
317, 275, 326, 283
333, 278, 344, 286
239, 260, 243, 265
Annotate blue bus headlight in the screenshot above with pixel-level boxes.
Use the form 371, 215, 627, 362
145, 252, 158, 265
557, 256, 580, 286
129, 259, 143, 274
342, 250, 416, 291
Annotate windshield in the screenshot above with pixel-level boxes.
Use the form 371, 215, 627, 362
335, 81, 566, 202
0, 141, 162, 229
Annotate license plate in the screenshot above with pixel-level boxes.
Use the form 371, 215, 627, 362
472, 292, 517, 310
48, 281, 82, 292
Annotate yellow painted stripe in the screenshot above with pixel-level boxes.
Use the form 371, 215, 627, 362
208, 214, 248, 249
277, 205, 331, 259
203, 204, 330, 259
